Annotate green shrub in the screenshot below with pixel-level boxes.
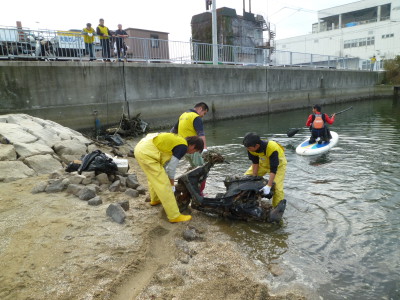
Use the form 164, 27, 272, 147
383, 55, 400, 84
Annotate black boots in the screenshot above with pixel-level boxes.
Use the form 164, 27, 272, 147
269, 199, 286, 223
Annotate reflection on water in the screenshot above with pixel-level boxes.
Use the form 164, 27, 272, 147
202, 98, 400, 299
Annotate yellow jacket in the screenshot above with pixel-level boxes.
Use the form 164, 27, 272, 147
153, 133, 188, 158
248, 140, 287, 169
177, 111, 199, 138
82, 27, 95, 43
97, 25, 110, 40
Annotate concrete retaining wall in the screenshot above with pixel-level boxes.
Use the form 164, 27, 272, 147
0, 61, 391, 130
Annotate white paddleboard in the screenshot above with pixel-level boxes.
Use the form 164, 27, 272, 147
296, 131, 339, 156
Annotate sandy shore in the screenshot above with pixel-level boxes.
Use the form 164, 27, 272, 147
0, 141, 303, 300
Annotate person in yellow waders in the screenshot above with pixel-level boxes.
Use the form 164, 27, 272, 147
243, 132, 287, 222
171, 102, 209, 193
134, 133, 204, 223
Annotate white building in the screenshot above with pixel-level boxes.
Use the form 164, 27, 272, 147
275, 0, 400, 68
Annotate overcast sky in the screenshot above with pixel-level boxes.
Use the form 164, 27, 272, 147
1, 0, 356, 41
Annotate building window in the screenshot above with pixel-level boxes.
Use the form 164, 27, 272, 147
150, 34, 159, 48
344, 37, 374, 48
382, 33, 394, 39
314, 39, 319, 43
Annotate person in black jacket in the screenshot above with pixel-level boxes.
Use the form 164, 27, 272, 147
114, 24, 128, 61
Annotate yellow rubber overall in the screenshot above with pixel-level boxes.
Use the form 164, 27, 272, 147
134, 133, 184, 220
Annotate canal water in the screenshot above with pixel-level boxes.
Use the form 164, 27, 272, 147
202, 98, 400, 299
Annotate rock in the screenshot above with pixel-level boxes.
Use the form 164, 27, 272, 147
268, 264, 284, 276
82, 171, 96, 179
96, 173, 109, 185
126, 174, 139, 189
71, 134, 92, 145
0, 123, 37, 144
77, 187, 97, 201
99, 184, 110, 192
24, 154, 63, 175
3, 114, 44, 132
0, 144, 17, 161
136, 185, 146, 195
0, 161, 36, 182
31, 181, 48, 194
116, 175, 126, 187
86, 184, 100, 193
88, 196, 102, 206
106, 203, 126, 224
53, 140, 87, 156
68, 174, 85, 185
81, 177, 92, 185
48, 170, 64, 179
109, 180, 121, 192
26, 128, 61, 148
13, 142, 53, 159
45, 178, 67, 193
145, 195, 151, 202
66, 184, 84, 195
125, 188, 139, 198
118, 200, 130, 211
182, 229, 201, 241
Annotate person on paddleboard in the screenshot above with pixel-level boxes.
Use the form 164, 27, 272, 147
306, 104, 336, 144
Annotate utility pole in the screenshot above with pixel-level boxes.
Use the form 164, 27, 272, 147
212, 0, 218, 65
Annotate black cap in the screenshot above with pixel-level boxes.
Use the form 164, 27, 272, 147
86, 23, 91, 27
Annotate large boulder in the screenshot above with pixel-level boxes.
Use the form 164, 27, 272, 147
0, 161, 36, 182
0, 123, 37, 144
53, 140, 87, 156
0, 114, 98, 182
13, 142, 54, 159
23, 154, 63, 175
0, 144, 17, 161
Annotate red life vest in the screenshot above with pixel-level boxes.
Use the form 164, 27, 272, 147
312, 113, 325, 129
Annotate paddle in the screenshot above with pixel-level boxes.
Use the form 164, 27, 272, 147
287, 106, 353, 137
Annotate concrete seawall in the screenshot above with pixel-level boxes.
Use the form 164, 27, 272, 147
0, 61, 391, 130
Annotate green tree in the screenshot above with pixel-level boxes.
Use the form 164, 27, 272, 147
383, 55, 400, 84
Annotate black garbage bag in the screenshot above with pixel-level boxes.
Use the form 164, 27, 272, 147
77, 150, 118, 175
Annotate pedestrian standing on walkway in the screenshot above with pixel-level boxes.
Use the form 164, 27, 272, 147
370, 55, 376, 71
96, 18, 111, 61
82, 23, 96, 61
115, 24, 128, 61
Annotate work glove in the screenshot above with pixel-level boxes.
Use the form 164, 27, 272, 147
259, 185, 271, 197
88, 33, 93, 37
202, 149, 208, 154
172, 186, 176, 193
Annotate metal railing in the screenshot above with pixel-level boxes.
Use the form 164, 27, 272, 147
0, 27, 371, 70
